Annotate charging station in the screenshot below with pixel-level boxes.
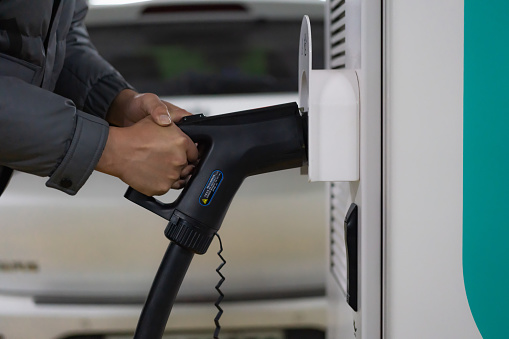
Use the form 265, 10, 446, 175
325, 0, 509, 338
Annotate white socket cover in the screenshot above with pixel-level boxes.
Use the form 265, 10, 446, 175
299, 16, 359, 182
299, 15, 312, 114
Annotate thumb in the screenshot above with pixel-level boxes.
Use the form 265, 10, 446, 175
155, 107, 172, 126
136, 93, 173, 126
149, 103, 172, 126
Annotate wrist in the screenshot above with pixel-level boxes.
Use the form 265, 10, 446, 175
106, 89, 138, 126
96, 126, 123, 178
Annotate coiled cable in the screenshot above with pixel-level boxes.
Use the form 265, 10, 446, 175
213, 233, 226, 338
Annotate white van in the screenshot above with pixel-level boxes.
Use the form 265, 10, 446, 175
0, 1, 327, 338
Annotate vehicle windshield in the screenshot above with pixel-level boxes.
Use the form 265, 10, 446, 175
87, 20, 324, 96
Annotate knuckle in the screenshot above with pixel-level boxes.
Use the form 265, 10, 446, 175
154, 102, 168, 113
154, 181, 172, 195
173, 156, 187, 168
167, 171, 181, 182
137, 93, 164, 110
172, 180, 185, 190
173, 136, 191, 151
143, 93, 159, 101
153, 188, 166, 196
174, 134, 188, 145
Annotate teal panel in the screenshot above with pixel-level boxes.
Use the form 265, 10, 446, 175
464, 1, 509, 337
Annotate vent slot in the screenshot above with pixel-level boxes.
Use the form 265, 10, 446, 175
329, 0, 347, 69
329, 183, 349, 295
331, 0, 346, 12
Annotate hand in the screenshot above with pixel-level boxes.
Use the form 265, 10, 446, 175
95, 116, 199, 196
106, 89, 191, 127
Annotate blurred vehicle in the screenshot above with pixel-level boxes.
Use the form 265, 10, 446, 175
0, 1, 327, 338
85, 0, 326, 115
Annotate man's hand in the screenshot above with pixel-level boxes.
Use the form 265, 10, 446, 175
101, 89, 197, 194
96, 116, 199, 196
106, 89, 191, 127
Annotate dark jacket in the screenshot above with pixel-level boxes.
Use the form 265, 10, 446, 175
0, 0, 132, 195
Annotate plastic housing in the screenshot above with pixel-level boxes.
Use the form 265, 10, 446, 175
308, 69, 359, 182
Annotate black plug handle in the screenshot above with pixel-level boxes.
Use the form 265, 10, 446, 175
124, 114, 220, 254
125, 103, 306, 255
124, 187, 176, 220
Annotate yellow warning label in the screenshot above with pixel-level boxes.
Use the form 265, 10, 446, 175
199, 170, 224, 206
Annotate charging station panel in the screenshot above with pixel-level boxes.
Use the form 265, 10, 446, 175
323, 1, 383, 338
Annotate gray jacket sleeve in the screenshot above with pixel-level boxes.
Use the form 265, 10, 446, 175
54, 0, 134, 119
0, 76, 109, 195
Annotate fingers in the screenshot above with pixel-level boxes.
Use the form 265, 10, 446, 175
171, 164, 195, 190
135, 94, 193, 125
185, 139, 200, 166
162, 100, 192, 123
109, 90, 194, 127
170, 130, 199, 190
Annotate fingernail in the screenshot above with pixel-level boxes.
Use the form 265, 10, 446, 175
159, 114, 171, 125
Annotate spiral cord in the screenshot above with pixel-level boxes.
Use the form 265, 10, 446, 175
213, 233, 226, 339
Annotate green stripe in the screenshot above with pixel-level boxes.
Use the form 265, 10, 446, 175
464, 1, 509, 337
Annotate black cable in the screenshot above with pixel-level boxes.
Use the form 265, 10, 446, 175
134, 242, 194, 339
213, 233, 226, 339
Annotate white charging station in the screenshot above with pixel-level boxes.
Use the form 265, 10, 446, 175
323, 0, 505, 339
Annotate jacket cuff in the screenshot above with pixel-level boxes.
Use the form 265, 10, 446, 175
46, 111, 109, 195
